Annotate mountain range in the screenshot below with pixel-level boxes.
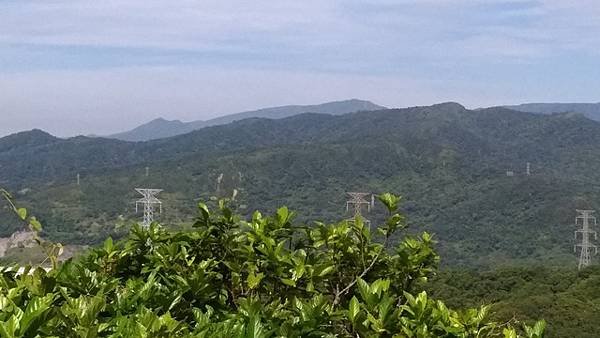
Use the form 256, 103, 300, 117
505, 102, 600, 121
108, 100, 600, 143
3, 101, 600, 268
108, 99, 385, 141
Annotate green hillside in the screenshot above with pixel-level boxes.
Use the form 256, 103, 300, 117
427, 266, 600, 337
2, 103, 600, 267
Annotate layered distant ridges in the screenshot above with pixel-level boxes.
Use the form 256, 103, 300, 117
108, 99, 386, 142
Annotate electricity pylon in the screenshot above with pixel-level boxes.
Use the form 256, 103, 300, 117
135, 188, 163, 228
346, 192, 374, 226
216, 173, 224, 194
575, 209, 598, 270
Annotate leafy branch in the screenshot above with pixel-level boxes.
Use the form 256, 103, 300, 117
1, 187, 62, 269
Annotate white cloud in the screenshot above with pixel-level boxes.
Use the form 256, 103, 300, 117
1, 0, 599, 66
0, 0, 339, 49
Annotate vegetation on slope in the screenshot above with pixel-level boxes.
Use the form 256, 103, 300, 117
2, 104, 600, 266
427, 266, 600, 338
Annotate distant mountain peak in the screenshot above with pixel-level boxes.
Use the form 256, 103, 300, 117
431, 102, 466, 110
330, 98, 384, 106
146, 117, 184, 125
4, 129, 56, 140
21, 128, 53, 136
0, 129, 59, 152
108, 117, 189, 142
107, 99, 387, 142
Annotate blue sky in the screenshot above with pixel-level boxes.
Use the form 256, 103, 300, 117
1, 0, 600, 137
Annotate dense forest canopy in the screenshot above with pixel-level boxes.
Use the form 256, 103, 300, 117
427, 266, 600, 338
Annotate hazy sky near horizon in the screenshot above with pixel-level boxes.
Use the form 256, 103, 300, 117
2, 0, 600, 137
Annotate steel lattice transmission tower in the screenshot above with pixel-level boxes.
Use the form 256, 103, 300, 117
346, 192, 374, 226
135, 188, 163, 228
575, 209, 598, 270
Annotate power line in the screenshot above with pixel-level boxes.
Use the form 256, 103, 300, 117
574, 209, 597, 270
135, 188, 163, 228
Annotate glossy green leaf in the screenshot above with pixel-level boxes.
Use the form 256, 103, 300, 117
17, 207, 27, 220
348, 296, 360, 323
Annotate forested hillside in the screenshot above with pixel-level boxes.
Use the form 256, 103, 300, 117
427, 266, 600, 337
2, 102, 600, 267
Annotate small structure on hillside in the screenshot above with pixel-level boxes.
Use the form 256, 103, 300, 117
346, 192, 374, 227
574, 209, 598, 270
135, 188, 163, 228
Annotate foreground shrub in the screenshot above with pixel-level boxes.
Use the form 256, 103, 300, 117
0, 191, 544, 337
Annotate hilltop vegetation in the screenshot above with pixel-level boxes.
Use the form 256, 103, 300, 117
2, 103, 600, 267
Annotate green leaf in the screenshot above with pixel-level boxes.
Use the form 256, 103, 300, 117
357, 278, 371, 303
276, 206, 289, 224
198, 202, 210, 219
348, 296, 360, 323
503, 328, 518, 338
534, 320, 546, 331
104, 237, 114, 252
318, 265, 335, 277
530, 320, 546, 337
371, 279, 390, 295
0, 315, 19, 338
476, 305, 490, 324
29, 217, 42, 232
247, 272, 264, 290
377, 193, 400, 213
20, 294, 54, 335
281, 278, 296, 287
17, 207, 27, 220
